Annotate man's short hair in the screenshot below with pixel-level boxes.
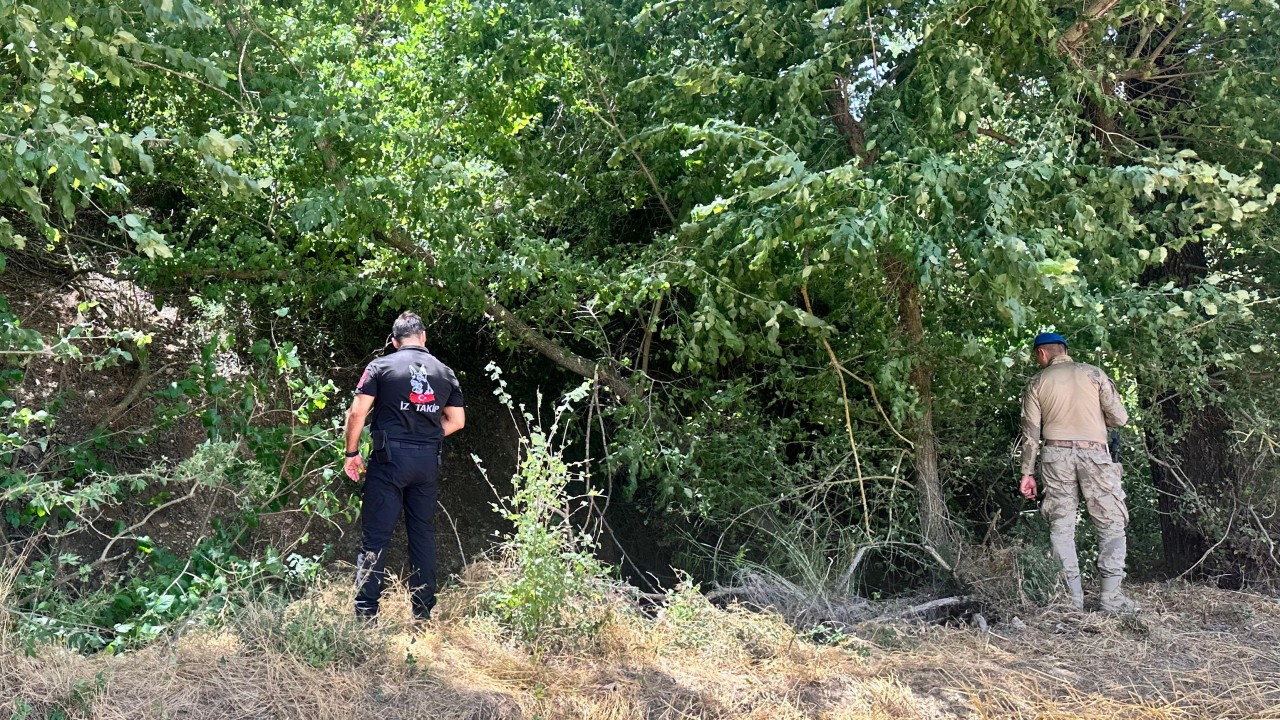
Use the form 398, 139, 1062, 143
392, 311, 426, 340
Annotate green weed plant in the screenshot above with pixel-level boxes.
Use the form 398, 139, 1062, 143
476, 365, 610, 653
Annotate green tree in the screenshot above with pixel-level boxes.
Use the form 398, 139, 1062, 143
4, 0, 1278, 586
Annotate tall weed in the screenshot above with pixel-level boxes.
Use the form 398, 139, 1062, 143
475, 366, 610, 652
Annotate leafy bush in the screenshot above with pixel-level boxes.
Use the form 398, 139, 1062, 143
1, 299, 347, 653
476, 367, 610, 652
11, 539, 323, 653
654, 574, 720, 650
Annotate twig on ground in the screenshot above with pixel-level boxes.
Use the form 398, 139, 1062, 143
97, 485, 201, 565
897, 595, 974, 620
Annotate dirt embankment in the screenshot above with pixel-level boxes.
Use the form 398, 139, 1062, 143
0, 253, 522, 588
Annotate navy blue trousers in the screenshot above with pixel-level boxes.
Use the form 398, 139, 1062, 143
354, 441, 440, 619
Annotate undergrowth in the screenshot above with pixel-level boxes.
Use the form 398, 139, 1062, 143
473, 368, 612, 653
233, 588, 387, 669
1, 300, 347, 653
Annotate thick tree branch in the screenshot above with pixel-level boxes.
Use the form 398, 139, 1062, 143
954, 127, 1022, 148
1057, 0, 1122, 60
484, 302, 634, 401
640, 294, 663, 376
95, 357, 157, 432
976, 127, 1020, 147
373, 228, 438, 267
314, 136, 348, 192
372, 229, 635, 401
1144, 12, 1192, 71
1051, 1, 1128, 151
827, 75, 876, 167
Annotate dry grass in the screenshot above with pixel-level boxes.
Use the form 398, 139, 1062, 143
2, 576, 1278, 719
874, 581, 1280, 719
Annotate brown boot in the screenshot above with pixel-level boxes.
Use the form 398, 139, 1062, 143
1099, 575, 1138, 614
1065, 574, 1084, 611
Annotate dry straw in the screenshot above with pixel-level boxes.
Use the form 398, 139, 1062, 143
2, 575, 1278, 719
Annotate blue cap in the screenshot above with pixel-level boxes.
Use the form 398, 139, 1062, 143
1033, 332, 1067, 348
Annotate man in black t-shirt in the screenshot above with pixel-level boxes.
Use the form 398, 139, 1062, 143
343, 311, 465, 620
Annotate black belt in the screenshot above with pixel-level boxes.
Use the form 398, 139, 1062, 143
387, 439, 440, 450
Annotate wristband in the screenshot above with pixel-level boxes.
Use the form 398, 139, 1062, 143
344, 450, 361, 458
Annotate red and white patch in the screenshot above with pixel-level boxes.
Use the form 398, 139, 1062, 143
408, 365, 435, 405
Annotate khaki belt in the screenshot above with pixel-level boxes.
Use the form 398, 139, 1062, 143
1044, 439, 1106, 451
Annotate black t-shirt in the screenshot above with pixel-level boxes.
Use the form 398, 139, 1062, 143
355, 346, 464, 443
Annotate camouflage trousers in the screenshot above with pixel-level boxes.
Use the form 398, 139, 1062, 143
1039, 446, 1129, 580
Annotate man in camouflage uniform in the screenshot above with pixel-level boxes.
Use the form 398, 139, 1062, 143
1019, 332, 1137, 613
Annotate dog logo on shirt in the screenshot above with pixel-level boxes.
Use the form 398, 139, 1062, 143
408, 364, 436, 405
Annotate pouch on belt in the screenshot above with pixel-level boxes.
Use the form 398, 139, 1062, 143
371, 430, 391, 464
1107, 429, 1122, 464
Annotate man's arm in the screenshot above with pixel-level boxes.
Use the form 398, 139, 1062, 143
1019, 381, 1041, 499
343, 394, 374, 481
1019, 382, 1042, 477
1094, 369, 1129, 427
442, 405, 465, 436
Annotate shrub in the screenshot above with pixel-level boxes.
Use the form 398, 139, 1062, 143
2, 304, 344, 654
475, 367, 610, 653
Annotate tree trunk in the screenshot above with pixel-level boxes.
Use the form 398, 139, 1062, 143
1140, 242, 1238, 578
1060, 9, 1238, 578
911, 357, 953, 551
886, 256, 955, 552
1050, 0, 1244, 578
827, 72, 952, 551
1143, 389, 1223, 576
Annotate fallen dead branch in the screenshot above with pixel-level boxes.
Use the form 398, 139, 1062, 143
897, 595, 977, 622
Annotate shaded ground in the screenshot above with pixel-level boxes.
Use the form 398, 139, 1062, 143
3, 580, 1277, 719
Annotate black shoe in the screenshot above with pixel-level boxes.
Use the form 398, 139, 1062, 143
411, 601, 435, 623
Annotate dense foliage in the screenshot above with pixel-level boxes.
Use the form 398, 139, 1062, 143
4, 0, 1280, 645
